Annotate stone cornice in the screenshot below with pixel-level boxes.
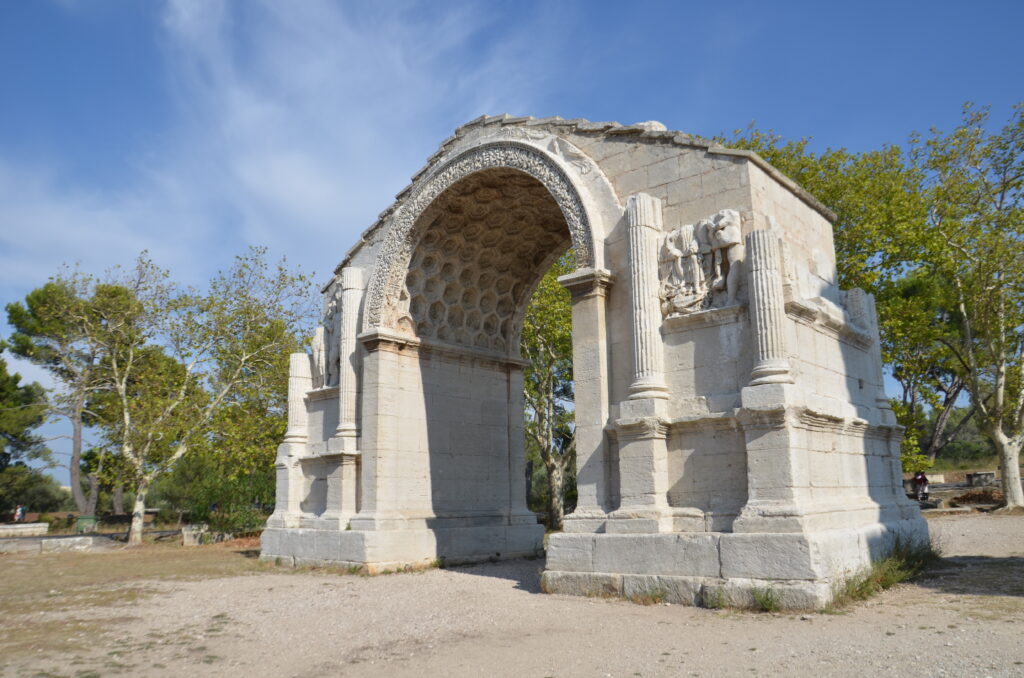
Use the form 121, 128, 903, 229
357, 329, 528, 369
663, 304, 746, 333
785, 296, 873, 349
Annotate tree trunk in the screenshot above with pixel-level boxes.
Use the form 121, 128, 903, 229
85, 474, 100, 516
546, 459, 565, 531
69, 412, 87, 513
993, 432, 1024, 509
926, 380, 966, 462
112, 484, 125, 514
128, 479, 149, 546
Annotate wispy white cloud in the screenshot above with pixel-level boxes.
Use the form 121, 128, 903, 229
0, 0, 568, 481
0, 0, 565, 298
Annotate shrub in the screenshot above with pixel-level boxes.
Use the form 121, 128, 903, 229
752, 586, 780, 612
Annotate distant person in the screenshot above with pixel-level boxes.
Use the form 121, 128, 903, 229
913, 471, 930, 501
14, 505, 26, 522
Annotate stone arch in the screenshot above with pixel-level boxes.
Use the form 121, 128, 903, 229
363, 141, 599, 335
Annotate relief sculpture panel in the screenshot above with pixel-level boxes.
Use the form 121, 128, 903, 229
659, 208, 745, 317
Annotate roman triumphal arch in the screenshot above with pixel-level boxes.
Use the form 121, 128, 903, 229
261, 115, 927, 608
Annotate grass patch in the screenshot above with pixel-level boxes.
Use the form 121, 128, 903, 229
752, 586, 780, 613
702, 587, 727, 609
829, 540, 940, 610
628, 588, 668, 606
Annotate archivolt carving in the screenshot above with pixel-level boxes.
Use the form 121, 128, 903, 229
364, 142, 595, 331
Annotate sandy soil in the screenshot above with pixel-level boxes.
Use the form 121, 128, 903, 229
2, 513, 1023, 678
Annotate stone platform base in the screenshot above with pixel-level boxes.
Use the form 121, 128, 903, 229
261, 522, 544, 572
542, 518, 928, 610
0, 534, 118, 555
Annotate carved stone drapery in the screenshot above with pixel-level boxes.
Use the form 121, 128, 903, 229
363, 142, 595, 332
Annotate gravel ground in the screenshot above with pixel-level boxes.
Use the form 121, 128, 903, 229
4, 513, 1024, 678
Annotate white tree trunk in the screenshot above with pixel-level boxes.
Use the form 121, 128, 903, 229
546, 459, 566, 531
128, 480, 149, 546
993, 432, 1024, 509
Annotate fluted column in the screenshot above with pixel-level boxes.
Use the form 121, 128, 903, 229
333, 267, 363, 449
626, 193, 669, 399
283, 352, 311, 443
267, 353, 312, 528
746, 230, 793, 386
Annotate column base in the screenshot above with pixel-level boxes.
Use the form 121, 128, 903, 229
606, 507, 674, 533
315, 512, 355, 531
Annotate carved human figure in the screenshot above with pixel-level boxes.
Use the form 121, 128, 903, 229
659, 223, 706, 316
311, 326, 327, 389
322, 292, 341, 388
708, 209, 744, 306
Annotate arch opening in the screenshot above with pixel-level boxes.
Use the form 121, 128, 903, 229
364, 141, 597, 334
397, 168, 571, 356
379, 167, 577, 553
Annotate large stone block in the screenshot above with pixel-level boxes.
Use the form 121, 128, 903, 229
720, 533, 817, 580
622, 574, 702, 605
591, 534, 721, 577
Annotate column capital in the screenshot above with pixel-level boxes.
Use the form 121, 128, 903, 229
614, 416, 669, 441
340, 266, 364, 291
626, 192, 664, 231
557, 267, 615, 300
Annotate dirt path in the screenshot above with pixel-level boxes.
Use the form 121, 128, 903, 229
2, 513, 1023, 678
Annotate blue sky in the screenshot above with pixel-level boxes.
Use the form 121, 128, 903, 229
1, 0, 1021, 483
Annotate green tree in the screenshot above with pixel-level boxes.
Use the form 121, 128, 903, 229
910, 103, 1024, 509
521, 251, 575, 529
719, 127, 969, 469
89, 248, 313, 544
6, 275, 108, 513
150, 309, 303, 530
0, 349, 48, 469
0, 464, 70, 515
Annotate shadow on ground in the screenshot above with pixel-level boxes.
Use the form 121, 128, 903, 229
443, 557, 546, 593
915, 556, 1024, 598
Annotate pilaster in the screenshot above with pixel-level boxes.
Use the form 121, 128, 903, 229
625, 193, 669, 400
559, 268, 615, 529
608, 398, 672, 533
745, 230, 793, 386
267, 353, 311, 529
332, 267, 364, 452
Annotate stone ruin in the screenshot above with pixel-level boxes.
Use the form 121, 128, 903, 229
260, 115, 928, 608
